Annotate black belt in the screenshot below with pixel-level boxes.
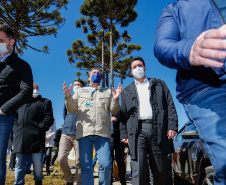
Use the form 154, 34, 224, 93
138, 119, 153, 124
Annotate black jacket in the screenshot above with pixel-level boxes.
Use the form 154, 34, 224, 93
0, 53, 33, 116
120, 78, 178, 160
13, 95, 54, 154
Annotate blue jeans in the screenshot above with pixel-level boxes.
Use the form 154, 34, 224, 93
14, 153, 44, 185
78, 135, 112, 185
26, 155, 32, 171
182, 84, 226, 185
0, 114, 14, 185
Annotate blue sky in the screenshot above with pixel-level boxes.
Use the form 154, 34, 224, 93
20, 0, 188, 130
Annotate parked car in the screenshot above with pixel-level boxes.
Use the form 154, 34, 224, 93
172, 122, 214, 185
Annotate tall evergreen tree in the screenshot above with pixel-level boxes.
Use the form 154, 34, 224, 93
106, 0, 138, 87
79, 1, 108, 87
67, 28, 142, 87
0, 0, 68, 54
78, 0, 138, 87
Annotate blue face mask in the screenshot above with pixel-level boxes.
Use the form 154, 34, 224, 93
91, 72, 101, 83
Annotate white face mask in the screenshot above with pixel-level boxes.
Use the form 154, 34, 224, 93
0, 43, 9, 55
73, 86, 80, 93
132, 67, 145, 79
32, 89, 39, 98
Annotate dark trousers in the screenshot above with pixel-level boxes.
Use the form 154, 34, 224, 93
113, 138, 126, 184
131, 122, 167, 185
148, 154, 173, 185
43, 147, 52, 172
9, 152, 16, 169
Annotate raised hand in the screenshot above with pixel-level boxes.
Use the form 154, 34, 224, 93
112, 83, 123, 100
63, 82, 72, 98
189, 24, 226, 68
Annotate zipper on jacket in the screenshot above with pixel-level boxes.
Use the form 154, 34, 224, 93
211, 0, 225, 24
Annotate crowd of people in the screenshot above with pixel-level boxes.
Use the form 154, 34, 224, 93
0, 0, 226, 185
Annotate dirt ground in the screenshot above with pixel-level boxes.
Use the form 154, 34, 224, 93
6, 155, 132, 185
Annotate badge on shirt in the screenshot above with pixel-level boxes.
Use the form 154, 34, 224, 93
86, 102, 94, 107
81, 89, 90, 93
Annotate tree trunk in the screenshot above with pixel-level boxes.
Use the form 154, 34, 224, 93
110, 18, 114, 88
106, 71, 109, 88
121, 77, 123, 85
101, 27, 105, 88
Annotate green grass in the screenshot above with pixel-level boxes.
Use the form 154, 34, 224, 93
6, 172, 66, 185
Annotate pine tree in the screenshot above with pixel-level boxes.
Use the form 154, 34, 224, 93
78, 0, 138, 87
67, 28, 142, 87
0, 0, 68, 54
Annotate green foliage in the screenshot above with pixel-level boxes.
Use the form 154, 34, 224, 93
68, 0, 140, 85
78, 0, 138, 87
0, 0, 69, 54
80, 0, 138, 27
67, 28, 142, 84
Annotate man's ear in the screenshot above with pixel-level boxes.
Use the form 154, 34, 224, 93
144, 66, 146, 72
9, 39, 15, 46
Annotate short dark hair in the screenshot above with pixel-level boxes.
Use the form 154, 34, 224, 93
130, 56, 145, 69
74, 78, 85, 87
0, 25, 15, 40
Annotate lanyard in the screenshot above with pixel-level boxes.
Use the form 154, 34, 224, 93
90, 88, 97, 101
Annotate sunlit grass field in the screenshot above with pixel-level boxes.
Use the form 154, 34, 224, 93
5, 169, 66, 185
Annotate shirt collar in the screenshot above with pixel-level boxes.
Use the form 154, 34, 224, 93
89, 83, 102, 90
0, 53, 12, 62
135, 77, 148, 85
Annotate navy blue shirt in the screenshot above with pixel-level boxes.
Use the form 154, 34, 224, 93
62, 105, 77, 135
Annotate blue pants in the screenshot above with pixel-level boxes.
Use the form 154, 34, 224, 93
14, 153, 44, 185
26, 155, 32, 171
0, 114, 14, 185
79, 135, 112, 185
182, 84, 226, 185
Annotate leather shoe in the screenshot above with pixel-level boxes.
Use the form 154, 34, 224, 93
26, 170, 32, 174
66, 182, 73, 185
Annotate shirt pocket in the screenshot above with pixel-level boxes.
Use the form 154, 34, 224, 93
79, 93, 90, 108
98, 94, 110, 109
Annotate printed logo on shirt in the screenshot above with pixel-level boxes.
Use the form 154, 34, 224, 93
81, 89, 90, 93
